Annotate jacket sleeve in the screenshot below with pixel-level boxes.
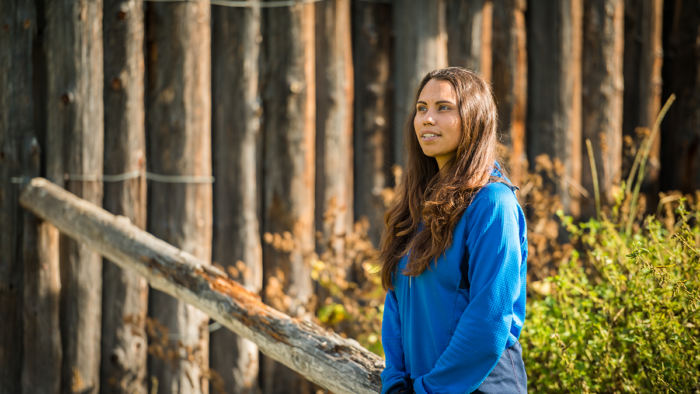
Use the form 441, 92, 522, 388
413, 184, 524, 394
381, 288, 411, 394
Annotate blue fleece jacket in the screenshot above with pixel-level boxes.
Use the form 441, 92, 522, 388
380, 168, 528, 394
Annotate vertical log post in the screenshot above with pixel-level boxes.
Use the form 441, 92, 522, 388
44, 0, 105, 392
351, 0, 393, 246
261, 1, 316, 392
0, 1, 47, 392
393, 0, 448, 165
446, 0, 485, 72
146, 1, 212, 393
492, 0, 527, 185
315, 0, 354, 258
101, 0, 148, 392
622, 0, 663, 206
659, 1, 699, 192
480, 1, 493, 82
527, 0, 583, 217
211, 2, 263, 393
23, 219, 62, 394
581, 0, 624, 218
18, 2, 63, 393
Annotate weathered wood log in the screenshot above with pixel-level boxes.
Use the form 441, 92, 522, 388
23, 217, 62, 394
146, 1, 212, 393
446, 0, 492, 79
261, 1, 317, 392
19, 178, 385, 394
622, 0, 663, 206
581, 0, 624, 218
0, 0, 37, 392
492, 0, 527, 186
211, 2, 263, 393
2, 2, 64, 393
393, 0, 448, 165
351, 0, 393, 246
315, 0, 354, 259
659, 0, 699, 193
44, 0, 105, 391
101, 0, 148, 392
527, 0, 583, 218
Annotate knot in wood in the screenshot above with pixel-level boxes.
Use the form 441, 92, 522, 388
111, 77, 122, 91
289, 81, 303, 94
291, 346, 311, 372
30, 138, 40, 156
60, 91, 74, 105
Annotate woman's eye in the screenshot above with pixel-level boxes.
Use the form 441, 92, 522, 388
417, 106, 427, 112
439, 105, 450, 110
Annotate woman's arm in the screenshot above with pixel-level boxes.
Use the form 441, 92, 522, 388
413, 183, 525, 394
381, 288, 412, 394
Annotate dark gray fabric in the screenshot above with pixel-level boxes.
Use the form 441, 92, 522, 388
406, 341, 527, 394
472, 341, 527, 394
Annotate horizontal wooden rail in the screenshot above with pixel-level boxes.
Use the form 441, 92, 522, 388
19, 177, 384, 394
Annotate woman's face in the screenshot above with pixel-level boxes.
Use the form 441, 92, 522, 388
414, 78, 462, 170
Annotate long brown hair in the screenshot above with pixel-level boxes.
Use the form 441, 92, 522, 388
379, 67, 500, 290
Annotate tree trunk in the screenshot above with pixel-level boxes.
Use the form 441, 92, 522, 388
145, 1, 212, 393
0, 2, 42, 392
260, 2, 316, 393
0, 1, 30, 391
393, 0, 448, 165
446, 0, 493, 80
581, 0, 624, 218
527, 0, 583, 218
19, 177, 385, 394
480, 1, 493, 82
44, 0, 105, 392
492, 0, 527, 185
14, 2, 63, 393
622, 0, 663, 207
315, 0, 353, 260
101, 0, 148, 392
351, 0, 393, 246
23, 218, 62, 394
23, 219, 63, 394
211, 3, 263, 394
659, 0, 700, 193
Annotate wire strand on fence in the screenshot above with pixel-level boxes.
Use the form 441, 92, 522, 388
146, 0, 326, 8
145, 0, 391, 8
4, 171, 215, 184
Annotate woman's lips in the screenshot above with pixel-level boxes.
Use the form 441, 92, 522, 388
421, 132, 440, 142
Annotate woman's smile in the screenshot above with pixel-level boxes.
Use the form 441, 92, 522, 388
420, 130, 441, 141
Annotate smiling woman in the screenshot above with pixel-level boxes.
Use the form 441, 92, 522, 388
379, 68, 528, 394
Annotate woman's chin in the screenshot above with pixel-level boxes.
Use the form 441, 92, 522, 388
422, 151, 447, 160
421, 148, 440, 158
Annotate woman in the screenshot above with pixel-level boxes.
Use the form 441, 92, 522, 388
379, 67, 528, 394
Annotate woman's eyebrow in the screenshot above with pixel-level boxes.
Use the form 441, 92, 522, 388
416, 100, 456, 106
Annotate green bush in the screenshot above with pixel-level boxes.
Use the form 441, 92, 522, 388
522, 194, 700, 393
